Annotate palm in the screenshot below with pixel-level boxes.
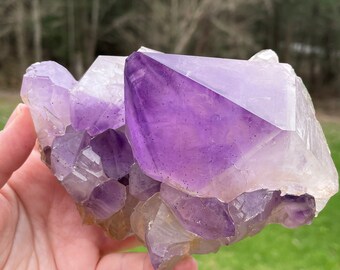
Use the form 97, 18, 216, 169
0, 105, 197, 270
1, 149, 106, 269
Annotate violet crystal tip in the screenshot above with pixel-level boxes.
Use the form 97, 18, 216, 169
20, 48, 338, 270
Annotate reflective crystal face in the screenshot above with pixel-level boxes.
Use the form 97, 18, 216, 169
70, 56, 126, 136
20, 48, 338, 270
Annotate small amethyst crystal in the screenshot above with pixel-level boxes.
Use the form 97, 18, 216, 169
20, 48, 338, 270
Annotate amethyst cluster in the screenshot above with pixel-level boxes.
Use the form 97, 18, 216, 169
21, 48, 338, 270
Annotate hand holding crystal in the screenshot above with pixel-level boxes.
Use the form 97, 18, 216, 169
0, 104, 197, 270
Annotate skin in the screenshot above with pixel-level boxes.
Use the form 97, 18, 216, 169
0, 104, 198, 270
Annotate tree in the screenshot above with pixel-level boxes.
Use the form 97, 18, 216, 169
0, 0, 339, 96
32, 0, 42, 61
15, 0, 27, 74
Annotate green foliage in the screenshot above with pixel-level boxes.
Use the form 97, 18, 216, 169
0, 94, 20, 129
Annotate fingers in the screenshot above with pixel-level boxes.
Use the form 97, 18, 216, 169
96, 253, 197, 270
99, 235, 143, 254
0, 104, 36, 188
173, 257, 198, 270
96, 253, 151, 270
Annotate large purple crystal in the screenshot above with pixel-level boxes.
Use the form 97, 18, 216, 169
125, 52, 280, 193
20, 48, 338, 270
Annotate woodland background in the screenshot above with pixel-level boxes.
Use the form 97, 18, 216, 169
0, 0, 339, 99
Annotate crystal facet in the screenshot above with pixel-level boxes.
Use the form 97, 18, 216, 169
129, 163, 161, 201
20, 48, 338, 270
70, 56, 126, 135
160, 184, 235, 240
21, 61, 76, 147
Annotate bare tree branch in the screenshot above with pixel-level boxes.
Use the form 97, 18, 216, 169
15, 0, 27, 73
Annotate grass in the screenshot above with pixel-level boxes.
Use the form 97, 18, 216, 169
0, 92, 21, 129
1, 92, 339, 269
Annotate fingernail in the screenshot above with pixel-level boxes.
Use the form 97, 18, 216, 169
4, 103, 25, 129
174, 256, 198, 270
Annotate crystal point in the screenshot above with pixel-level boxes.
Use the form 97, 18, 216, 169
71, 56, 126, 135
125, 52, 279, 195
21, 61, 77, 147
90, 129, 134, 179
143, 51, 296, 130
83, 179, 127, 220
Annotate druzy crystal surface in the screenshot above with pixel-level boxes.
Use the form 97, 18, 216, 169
21, 48, 338, 270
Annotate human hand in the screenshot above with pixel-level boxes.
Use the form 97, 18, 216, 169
0, 104, 197, 270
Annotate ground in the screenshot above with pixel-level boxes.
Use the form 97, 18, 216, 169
1, 91, 339, 270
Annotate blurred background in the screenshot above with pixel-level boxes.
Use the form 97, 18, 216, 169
0, 0, 339, 269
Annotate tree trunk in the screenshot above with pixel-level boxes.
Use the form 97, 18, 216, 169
15, 0, 27, 74
281, 22, 292, 63
86, 0, 100, 67
322, 21, 335, 85
67, 0, 76, 75
271, 0, 281, 54
32, 0, 42, 61
308, 2, 319, 93
173, 0, 210, 54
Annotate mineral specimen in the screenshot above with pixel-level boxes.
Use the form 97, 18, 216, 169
20, 48, 338, 270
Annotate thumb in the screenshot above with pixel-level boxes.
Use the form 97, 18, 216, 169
96, 253, 198, 270
0, 104, 36, 188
